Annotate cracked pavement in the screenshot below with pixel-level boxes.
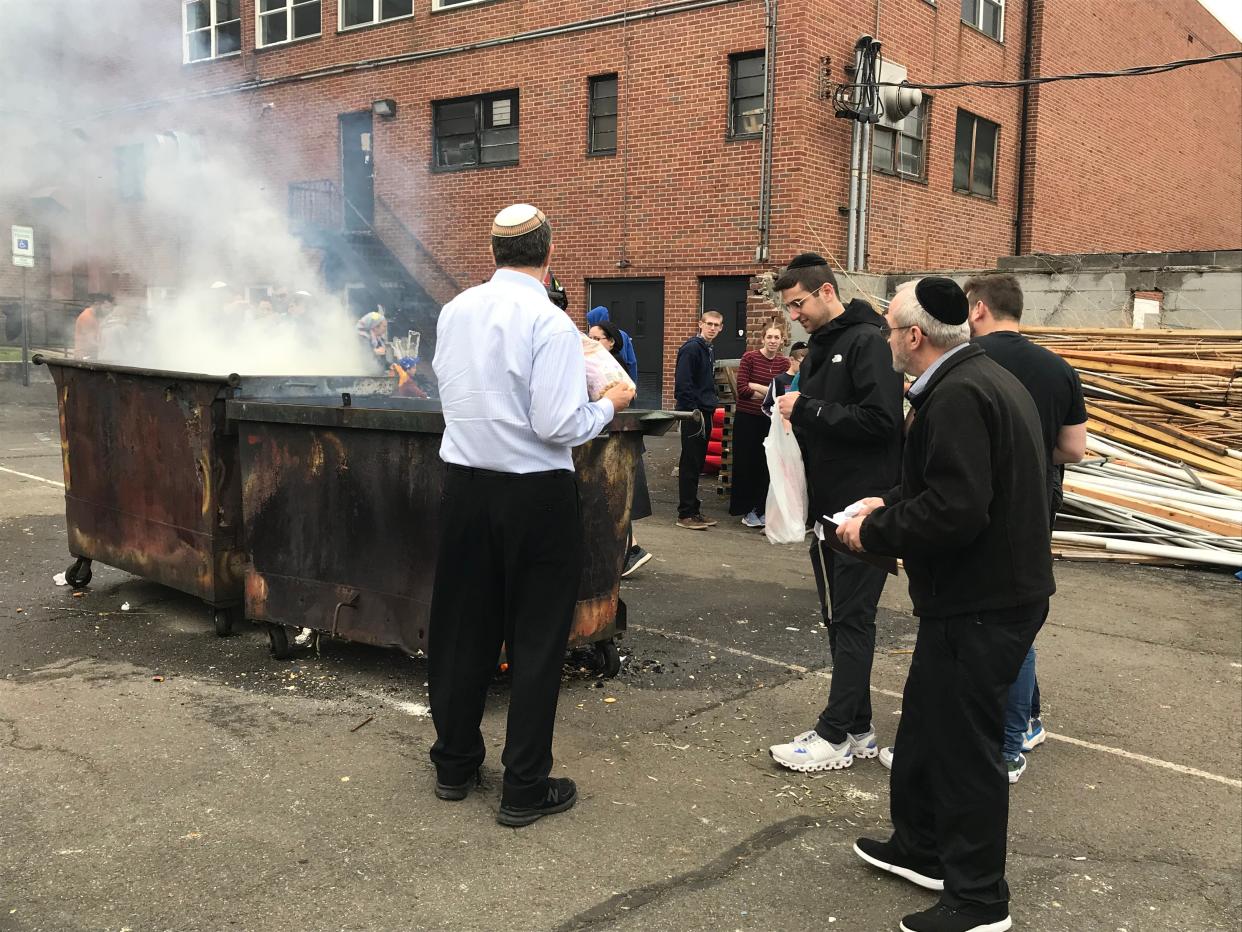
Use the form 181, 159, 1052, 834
1, 381, 1239, 931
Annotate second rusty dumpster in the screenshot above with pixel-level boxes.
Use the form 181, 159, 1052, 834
228, 395, 679, 674
34, 354, 393, 635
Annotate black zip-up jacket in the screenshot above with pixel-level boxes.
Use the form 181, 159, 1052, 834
674, 335, 719, 411
860, 344, 1056, 618
791, 299, 904, 517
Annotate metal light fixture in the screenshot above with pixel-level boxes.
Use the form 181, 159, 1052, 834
371, 98, 397, 119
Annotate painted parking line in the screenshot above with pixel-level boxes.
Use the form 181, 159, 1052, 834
629, 623, 1242, 790
0, 464, 64, 488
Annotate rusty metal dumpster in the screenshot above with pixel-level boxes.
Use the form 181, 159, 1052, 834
227, 395, 679, 674
34, 355, 391, 635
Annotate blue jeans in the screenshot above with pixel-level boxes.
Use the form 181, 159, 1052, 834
1003, 646, 1037, 759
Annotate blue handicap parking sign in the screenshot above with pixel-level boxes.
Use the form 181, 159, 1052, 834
17, 239, 29, 250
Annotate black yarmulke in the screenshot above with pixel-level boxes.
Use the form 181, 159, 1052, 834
915, 277, 969, 325
786, 252, 829, 270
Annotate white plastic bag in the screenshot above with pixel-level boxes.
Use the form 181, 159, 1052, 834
581, 334, 636, 401
763, 407, 809, 544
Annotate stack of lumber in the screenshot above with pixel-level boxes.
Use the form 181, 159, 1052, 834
1024, 327, 1242, 569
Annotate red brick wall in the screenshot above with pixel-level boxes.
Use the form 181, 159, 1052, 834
7, 0, 1239, 404
1021, 0, 1242, 254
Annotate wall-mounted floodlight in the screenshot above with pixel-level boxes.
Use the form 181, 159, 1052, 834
372, 99, 397, 119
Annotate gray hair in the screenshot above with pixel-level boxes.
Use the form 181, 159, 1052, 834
891, 280, 970, 350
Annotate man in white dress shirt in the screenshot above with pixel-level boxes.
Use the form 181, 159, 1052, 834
429, 204, 635, 827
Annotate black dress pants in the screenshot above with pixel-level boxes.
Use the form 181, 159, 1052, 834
428, 466, 582, 807
677, 409, 713, 519
809, 540, 889, 743
889, 600, 1049, 917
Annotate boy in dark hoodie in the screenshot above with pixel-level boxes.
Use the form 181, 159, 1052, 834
768, 253, 904, 774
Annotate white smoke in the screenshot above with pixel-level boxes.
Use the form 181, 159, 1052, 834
0, 1, 381, 377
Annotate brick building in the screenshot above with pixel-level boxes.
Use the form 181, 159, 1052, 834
1, 0, 1238, 403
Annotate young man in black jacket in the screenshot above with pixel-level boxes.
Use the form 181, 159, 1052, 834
837, 277, 1054, 932
673, 309, 723, 530
767, 253, 903, 774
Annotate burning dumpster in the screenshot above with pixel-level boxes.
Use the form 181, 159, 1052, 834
227, 395, 679, 674
34, 355, 392, 634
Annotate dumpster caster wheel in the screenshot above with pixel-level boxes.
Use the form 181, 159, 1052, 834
213, 608, 239, 637
65, 557, 92, 588
268, 624, 293, 660
594, 639, 622, 678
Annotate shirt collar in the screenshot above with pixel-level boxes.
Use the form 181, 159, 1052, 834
491, 267, 551, 299
907, 341, 971, 399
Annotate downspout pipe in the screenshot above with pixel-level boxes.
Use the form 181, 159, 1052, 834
856, 119, 873, 271
756, 0, 777, 263
846, 120, 862, 271
1013, 0, 1037, 256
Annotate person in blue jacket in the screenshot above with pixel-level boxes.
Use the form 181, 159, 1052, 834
586, 306, 639, 382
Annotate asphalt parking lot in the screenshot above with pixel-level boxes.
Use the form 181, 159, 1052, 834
1, 381, 1239, 932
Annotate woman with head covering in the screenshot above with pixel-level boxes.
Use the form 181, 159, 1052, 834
731, 324, 791, 528
356, 308, 391, 370
588, 321, 654, 577
586, 306, 639, 383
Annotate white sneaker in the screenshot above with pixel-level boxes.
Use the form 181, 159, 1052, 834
741, 510, 765, 528
848, 729, 879, 759
878, 746, 894, 770
770, 729, 853, 772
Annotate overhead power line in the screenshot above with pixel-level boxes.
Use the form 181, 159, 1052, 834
837, 49, 1242, 92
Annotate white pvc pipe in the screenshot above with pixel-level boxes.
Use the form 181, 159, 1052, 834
1084, 435, 1241, 497
1065, 474, 1242, 523
1053, 532, 1242, 568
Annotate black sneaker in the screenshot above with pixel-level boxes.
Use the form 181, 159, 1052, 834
900, 903, 1012, 932
621, 546, 653, 578
434, 769, 482, 801
854, 837, 945, 891
497, 777, 577, 827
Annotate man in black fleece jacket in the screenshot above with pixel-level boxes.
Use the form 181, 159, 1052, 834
673, 309, 723, 529
837, 278, 1054, 932
768, 254, 903, 775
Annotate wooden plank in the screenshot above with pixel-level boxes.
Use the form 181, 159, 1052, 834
1079, 372, 1234, 422
1054, 351, 1241, 377
1087, 422, 1242, 477
1086, 403, 1234, 458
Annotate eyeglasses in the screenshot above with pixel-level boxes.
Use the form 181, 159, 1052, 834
878, 323, 917, 339
784, 284, 824, 311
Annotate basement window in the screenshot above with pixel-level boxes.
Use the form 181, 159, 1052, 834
952, 110, 999, 199
339, 0, 413, 29
433, 91, 519, 171
184, 0, 242, 62
729, 52, 766, 139
258, 0, 321, 47
873, 98, 929, 179
961, 0, 1004, 41
588, 75, 618, 156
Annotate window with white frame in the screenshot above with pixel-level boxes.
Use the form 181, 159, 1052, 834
339, 0, 413, 29
258, 0, 321, 47
432, 0, 483, 8
184, 0, 242, 62
961, 0, 1003, 40
873, 98, 929, 179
